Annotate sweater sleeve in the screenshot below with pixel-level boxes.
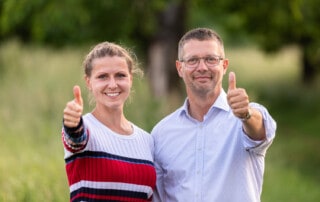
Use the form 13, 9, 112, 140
62, 117, 89, 153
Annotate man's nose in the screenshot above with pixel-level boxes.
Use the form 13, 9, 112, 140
196, 58, 208, 71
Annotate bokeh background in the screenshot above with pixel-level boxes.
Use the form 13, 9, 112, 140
0, 0, 320, 201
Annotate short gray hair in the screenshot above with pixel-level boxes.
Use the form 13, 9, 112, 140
178, 28, 225, 60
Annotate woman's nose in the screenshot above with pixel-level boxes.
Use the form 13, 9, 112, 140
108, 77, 117, 89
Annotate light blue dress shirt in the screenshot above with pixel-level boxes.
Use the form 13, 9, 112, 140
151, 90, 276, 202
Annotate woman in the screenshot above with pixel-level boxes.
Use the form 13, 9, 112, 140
62, 42, 156, 202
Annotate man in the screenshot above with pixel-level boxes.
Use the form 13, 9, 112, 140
151, 28, 276, 202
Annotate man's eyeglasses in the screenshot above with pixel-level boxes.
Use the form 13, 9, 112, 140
179, 55, 224, 69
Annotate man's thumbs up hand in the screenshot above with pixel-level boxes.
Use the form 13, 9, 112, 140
227, 72, 250, 120
63, 85, 84, 128
228, 71, 237, 91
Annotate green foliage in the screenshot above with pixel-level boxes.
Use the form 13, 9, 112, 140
0, 0, 178, 47
1, 0, 319, 83
191, 0, 320, 50
189, 0, 320, 83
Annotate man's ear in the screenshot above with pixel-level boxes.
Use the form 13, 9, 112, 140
222, 59, 229, 75
176, 60, 183, 77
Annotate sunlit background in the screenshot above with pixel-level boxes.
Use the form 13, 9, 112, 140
0, 0, 319, 201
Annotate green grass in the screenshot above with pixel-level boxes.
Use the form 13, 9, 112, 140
0, 40, 319, 201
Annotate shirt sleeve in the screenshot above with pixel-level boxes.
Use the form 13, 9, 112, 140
242, 103, 277, 155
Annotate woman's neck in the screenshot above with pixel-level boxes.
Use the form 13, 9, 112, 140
92, 107, 132, 135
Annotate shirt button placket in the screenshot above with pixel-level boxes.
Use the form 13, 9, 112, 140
195, 123, 204, 201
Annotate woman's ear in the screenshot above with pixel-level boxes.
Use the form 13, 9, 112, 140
85, 76, 91, 91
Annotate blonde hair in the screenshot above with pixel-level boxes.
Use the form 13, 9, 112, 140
83, 41, 143, 78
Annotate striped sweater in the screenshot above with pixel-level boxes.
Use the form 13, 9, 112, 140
62, 113, 156, 202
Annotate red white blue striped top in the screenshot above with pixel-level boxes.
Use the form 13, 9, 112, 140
62, 113, 156, 202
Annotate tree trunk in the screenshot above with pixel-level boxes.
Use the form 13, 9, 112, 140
302, 44, 319, 84
147, 1, 187, 98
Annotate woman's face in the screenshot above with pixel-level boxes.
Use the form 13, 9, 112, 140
86, 56, 132, 110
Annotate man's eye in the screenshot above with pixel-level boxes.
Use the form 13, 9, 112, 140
187, 58, 198, 64
206, 57, 218, 63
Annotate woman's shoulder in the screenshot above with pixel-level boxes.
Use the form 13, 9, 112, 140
131, 123, 150, 135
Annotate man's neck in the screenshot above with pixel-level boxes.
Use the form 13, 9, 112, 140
187, 90, 221, 121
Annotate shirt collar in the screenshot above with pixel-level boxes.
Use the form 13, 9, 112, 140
180, 89, 230, 117
212, 89, 230, 112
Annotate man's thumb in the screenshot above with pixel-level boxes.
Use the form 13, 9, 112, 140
73, 85, 83, 106
228, 72, 237, 91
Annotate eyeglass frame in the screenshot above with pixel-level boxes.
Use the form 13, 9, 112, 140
179, 55, 224, 69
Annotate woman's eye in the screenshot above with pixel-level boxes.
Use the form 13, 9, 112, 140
97, 74, 107, 79
116, 73, 127, 78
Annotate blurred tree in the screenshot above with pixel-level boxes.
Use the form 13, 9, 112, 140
0, 0, 186, 97
192, 0, 320, 84
1, 0, 319, 96
147, 1, 187, 97
0, 0, 148, 46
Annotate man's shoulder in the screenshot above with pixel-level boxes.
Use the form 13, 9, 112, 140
151, 106, 184, 134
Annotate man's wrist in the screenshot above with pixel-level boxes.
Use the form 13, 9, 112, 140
240, 108, 252, 122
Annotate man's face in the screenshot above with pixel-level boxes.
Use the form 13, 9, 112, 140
176, 39, 228, 97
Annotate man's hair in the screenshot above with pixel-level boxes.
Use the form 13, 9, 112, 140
178, 28, 225, 59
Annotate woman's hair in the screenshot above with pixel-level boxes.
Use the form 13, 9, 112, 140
83, 41, 143, 78
178, 28, 225, 60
